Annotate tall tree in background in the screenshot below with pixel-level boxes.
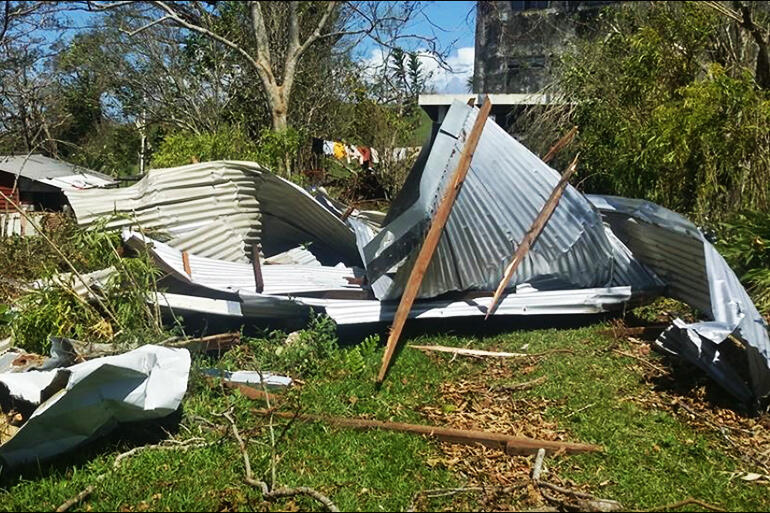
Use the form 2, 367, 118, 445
91, 1, 444, 132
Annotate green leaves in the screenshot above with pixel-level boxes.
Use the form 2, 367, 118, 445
556, 1, 770, 222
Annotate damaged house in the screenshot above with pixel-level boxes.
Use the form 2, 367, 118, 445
58, 100, 770, 410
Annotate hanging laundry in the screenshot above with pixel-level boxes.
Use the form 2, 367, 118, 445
333, 141, 345, 160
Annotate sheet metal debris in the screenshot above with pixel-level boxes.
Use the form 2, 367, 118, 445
0, 345, 190, 467
22, 101, 769, 408
588, 195, 770, 406
65, 160, 359, 264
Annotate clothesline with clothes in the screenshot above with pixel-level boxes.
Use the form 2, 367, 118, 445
312, 138, 422, 171
312, 138, 380, 170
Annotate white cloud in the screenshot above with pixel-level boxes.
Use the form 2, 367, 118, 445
362, 46, 475, 95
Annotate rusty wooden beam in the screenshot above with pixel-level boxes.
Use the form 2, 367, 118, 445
486, 154, 580, 319
376, 96, 493, 384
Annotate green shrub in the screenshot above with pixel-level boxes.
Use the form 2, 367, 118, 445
150, 125, 260, 168
718, 210, 770, 314
553, 2, 770, 222
6, 216, 165, 353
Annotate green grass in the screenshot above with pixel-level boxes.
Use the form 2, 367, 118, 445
0, 316, 768, 511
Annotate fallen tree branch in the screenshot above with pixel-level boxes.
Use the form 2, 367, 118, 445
219, 411, 339, 511
612, 349, 666, 374
494, 375, 548, 393
55, 485, 96, 512
55, 437, 213, 512
410, 345, 574, 359
410, 344, 527, 357
408, 482, 528, 512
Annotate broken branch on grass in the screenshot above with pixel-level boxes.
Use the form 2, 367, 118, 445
410, 345, 574, 359
494, 375, 548, 393
56, 436, 213, 512
408, 482, 528, 512
218, 410, 339, 512
532, 447, 546, 481
612, 349, 666, 374
410, 344, 527, 358
55, 485, 96, 512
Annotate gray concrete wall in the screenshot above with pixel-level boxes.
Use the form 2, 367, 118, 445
474, 1, 617, 94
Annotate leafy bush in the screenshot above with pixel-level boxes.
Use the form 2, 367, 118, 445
5, 216, 164, 353
718, 210, 770, 314
552, 2, 770, 222
253, 127, 301, 178
151, 124, 260, 168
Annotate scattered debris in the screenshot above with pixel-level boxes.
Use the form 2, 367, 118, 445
0, 345, 190, 467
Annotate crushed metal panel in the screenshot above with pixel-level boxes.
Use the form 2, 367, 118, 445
238, 285, 639, 325
588, 194, 770, 405
125, 232, 367, 298
363, 100, 617, 300
0, 345, 190, 467
65, 161, 359, 265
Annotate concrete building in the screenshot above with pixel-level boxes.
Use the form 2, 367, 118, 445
420, 1, 617, 130
474, 1, 617, 94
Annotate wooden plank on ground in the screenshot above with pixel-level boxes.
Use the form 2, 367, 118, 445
376, 96, 493, 384
485, 154, 580, 319
409, 344, 528, 358
253, 410, 602, 456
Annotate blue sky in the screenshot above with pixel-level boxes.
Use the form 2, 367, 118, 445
358, 1, 477, 93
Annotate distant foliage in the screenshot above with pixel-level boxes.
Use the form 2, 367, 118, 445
718, 210, 770, 314
555, 2, 770, 223
150, 125, 260, 168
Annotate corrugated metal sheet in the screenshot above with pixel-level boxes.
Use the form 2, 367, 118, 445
237, 284, 637, 325
588, 194, 770, 405
125, 232, 368, 298
0, 154, 115, 189
66, 161, 359, 265
363, 101, 619, 300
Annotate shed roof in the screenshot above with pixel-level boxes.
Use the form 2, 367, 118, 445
0, 154, 116, 190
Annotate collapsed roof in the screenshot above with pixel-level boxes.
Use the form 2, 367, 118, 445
63, 101, 770, 408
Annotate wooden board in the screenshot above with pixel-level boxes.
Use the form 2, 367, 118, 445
485, 154, 579, 319
254, 410, 602, 456
376, 97, 493, 384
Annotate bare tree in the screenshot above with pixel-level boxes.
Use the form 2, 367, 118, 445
705, 1, 770, 89
87, 1, 446, 131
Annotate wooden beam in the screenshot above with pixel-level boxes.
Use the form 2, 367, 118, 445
251, 244, 264, 293
181, 251, 192, 277
541, 126, 578, 164
376, 96, 493, 384
485, 154, 580, 319
253, 410, 602, 456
